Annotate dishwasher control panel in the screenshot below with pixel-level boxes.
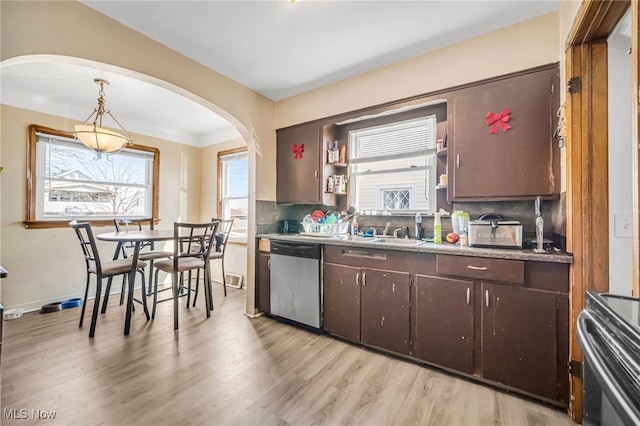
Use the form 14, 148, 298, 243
270, 241, 320, 259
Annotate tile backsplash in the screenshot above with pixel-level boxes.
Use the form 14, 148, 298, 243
256, 197, 566, 248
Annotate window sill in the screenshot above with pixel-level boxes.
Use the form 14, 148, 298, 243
24, 219, 116, 229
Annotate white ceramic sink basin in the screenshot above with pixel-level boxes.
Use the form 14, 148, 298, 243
372, 238, 425, 246
337, 235, 382, 243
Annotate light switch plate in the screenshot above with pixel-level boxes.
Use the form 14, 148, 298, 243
614, 214, 632, 238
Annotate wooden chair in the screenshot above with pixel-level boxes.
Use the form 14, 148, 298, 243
69, 220, 148, 337
151, 221, 219, 329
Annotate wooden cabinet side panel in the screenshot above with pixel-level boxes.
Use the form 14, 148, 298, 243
256, 253, 271, 314
414, 275, 474, 373
361, 268, 411, 355
323, 263, 361, 342
481, 283, 559, 400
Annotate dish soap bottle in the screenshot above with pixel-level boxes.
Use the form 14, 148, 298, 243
351, 215, 359, 236
415, 212, 423, 240
433, 213, 442, 244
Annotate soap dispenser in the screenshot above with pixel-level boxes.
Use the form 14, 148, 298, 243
415, 212, 423, 240
433, 213, 442, 244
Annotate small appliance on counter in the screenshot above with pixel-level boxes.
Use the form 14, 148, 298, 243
278, 219, 300, 234
467, 213, 523, 249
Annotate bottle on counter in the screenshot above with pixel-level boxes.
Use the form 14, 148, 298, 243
327, 176, 334, 193
351, 216, 359, 236
415, 212, 423, 240
433, 212, 442, 244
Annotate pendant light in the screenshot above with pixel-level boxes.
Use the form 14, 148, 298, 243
74, 78, 132, 157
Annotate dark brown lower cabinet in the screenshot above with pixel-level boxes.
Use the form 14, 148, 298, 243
360, 268, 411, 355
414, 275, 474, 373
256, 252, 271, 314
481, 283, 561, 401
323, 263, 361, 342
320, 246, 569, 406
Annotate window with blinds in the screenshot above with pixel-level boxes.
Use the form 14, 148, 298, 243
35, 131, 155, 220
348, 115, 437, 212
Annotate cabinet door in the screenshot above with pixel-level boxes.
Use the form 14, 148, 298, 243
361, 268, 411, 355
323, 263, 361, 342
481, 283, 559, 401
414, 275, 474, 373
450, 66, 559, 199
276, 124, 322, 204
256, 253, 271, 314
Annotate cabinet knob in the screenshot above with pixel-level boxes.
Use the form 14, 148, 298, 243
467, 287, 471, 304
267, 259, 271, 270
356, 272, 360, 286
456, 154, 460, 169
314, 169, 318, 179
485, 290, 490, 307
362, 272, 367, 286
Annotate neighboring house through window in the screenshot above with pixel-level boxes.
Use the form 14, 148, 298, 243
26, 125, 159, 228
218, 148, 248, 241
348, 115, 437, 213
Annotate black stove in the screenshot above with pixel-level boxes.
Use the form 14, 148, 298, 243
578, 291, 640, 426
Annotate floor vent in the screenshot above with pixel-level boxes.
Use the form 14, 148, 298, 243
225, 273, 243, 289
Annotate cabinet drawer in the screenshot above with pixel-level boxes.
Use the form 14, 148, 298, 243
437, 255, 524, 284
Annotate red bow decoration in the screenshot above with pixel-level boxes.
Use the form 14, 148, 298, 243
485, 108, 512, 134
292, 143, 304, 160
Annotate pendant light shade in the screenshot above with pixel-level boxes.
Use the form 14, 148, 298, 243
74, 79, 132, 156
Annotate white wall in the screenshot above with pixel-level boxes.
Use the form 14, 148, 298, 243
608, 29, 633, 296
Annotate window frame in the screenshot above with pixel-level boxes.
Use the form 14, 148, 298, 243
217, 146, 248, 242
347, 114, 438, 214
25, 124, 160, 229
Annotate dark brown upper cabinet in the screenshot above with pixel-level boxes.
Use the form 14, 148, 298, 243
448, 64, 560, 200
276, 122, 339, 205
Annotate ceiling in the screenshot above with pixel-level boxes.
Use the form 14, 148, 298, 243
0, 0, 561, 147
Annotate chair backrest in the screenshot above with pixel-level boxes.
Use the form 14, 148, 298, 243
210, 218, 234, 255
113, 218, 156, 258
172, 221, 220, 266
70, 220, 102, 275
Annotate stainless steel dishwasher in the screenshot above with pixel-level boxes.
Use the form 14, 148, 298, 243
269, 241, 321, 329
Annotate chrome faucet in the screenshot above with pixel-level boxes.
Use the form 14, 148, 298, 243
403, 226, 410, 239
383, 222, 391, 236
367, 227, 377, 236
393, 228, 403, 238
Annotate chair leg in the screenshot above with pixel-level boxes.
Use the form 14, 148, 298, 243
119, 275, 127, 305
192, 269, 201, 308
221, 259, 227, 297
203, 264, 212, 318
89, 277, 103, 338
173, 271, 179, 330
79, 273, 91, 328
152, 269, 160, 319
138, 269, 150, 321
147, 260, 155, 296
101, 276, 114, 314
186, 270, 192, 308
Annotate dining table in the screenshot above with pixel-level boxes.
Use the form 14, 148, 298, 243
96, 229, 175, 335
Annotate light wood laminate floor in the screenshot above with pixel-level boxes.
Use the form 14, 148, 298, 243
1, 284, 576, 426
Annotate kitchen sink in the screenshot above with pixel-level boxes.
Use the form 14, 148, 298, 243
336, 235, 382, 243
373, 238, 425, 246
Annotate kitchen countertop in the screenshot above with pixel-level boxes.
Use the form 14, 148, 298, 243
258, 233, 573, 264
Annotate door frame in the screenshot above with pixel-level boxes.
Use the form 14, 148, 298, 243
564, 0, 635, 422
